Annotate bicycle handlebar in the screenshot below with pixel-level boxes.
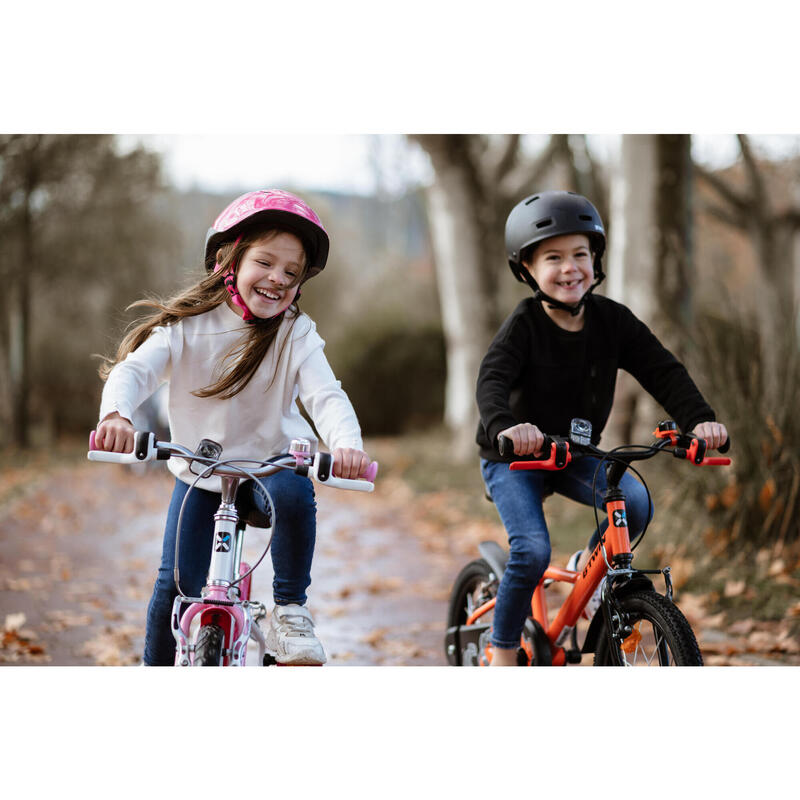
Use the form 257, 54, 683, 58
498, 421, 731, 472
87, 431, 378, 492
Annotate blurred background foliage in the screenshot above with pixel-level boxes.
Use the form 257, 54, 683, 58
1, 133, 799, 607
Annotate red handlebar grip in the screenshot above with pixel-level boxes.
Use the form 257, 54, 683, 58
701, 457, 731, 466
509, 460, 552, 471
509, 442, 572, 471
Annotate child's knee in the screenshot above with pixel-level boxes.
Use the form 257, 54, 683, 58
509, 539, 551, 581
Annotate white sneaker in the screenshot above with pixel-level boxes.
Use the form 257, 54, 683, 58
567, 550, 603, 621
566, 549, 582, 573
265, 604, 327, 665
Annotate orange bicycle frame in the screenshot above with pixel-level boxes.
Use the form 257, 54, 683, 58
467, 496, 632, 666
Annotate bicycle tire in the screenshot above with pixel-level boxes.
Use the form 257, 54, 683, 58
593, 590, 703, 666
194, 623, 225, 666
446, 559, 498, 666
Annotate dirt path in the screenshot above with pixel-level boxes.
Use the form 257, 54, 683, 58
0, 460, 453, 666
1, 455, 798, 666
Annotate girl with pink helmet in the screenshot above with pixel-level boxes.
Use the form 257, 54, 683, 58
95, 189, 370, 665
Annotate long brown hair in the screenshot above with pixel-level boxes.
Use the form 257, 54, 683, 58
99, 228, 309, 399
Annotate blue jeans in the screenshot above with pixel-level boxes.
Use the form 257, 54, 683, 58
480, 456, 652, 649
143, 471, 317, 666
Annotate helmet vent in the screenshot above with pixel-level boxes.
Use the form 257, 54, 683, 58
535, 218, 552, 229
525, 195, 540, 205
578, 214, 593, 221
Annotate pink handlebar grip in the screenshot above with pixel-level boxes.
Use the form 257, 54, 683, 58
363, 461, 379, 483
89, 430, 97, 450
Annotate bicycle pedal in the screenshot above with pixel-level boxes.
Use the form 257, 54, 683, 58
263, 653, 278, 666
564, 649, 582, 664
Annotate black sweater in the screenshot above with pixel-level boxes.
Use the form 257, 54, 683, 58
476, 296, 715, 462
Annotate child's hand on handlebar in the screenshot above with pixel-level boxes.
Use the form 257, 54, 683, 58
691, 421, 728, 451
332, 447, 371, 480
498, 423, 546, 457
95, 412, 136, 453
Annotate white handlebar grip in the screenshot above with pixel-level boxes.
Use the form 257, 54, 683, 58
87, 430, 157, 464
309, 453, 375, 492
318, 475, 375, 492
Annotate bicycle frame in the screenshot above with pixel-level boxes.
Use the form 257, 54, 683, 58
172, 472, 269, 667
466, 489, 639, 666
88, 429, 377, 667
452, 420, 730, 667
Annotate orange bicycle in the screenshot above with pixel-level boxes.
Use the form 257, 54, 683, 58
445, 419, 731, 667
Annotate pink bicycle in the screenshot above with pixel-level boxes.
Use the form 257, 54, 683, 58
88, 431, 377, 666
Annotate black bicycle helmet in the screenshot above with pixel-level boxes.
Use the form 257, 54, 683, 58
505, 190, 606, 315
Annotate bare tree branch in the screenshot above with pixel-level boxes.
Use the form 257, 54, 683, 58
701, 202, 745, 229
737, 134, 769, 216
499, 134, 561, 199
776, 209, 800, 229
556, 134, 585, 194
491, 134, 521, 184
576, 135, 605, 197
696, 162, 750, 213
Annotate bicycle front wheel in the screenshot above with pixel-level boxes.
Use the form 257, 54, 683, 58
193, 624, 225, 666
594, 590, 703, 666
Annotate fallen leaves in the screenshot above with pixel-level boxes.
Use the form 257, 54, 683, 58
2, 440, 799, 669
1, 613, 50, 663
0, 576, 48, 592
723, 579, 747, 598
80, 625, 141, 666
4, 612, 26, 632
358, 627, 425, 661
43, 610, 94, 632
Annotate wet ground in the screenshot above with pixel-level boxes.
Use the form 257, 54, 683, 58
1, 454, 799, 667
0, 459, 455, 666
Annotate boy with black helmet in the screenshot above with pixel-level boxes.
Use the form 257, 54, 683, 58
476, 190, 727, 666
505, 190, 607, 316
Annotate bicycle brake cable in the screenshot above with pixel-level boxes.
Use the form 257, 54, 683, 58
588, 446, 655, 570
174, 458, 279, 599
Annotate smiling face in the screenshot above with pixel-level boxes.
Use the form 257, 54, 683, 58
523, 233, 594, 308
234, 231, 307, 319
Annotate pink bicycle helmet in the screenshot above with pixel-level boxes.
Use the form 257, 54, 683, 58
204, 189, 329, 279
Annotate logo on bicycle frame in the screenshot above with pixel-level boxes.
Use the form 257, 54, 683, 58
215, 532, 232, 553
612, 509, 628, 528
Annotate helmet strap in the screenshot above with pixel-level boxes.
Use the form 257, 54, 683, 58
519, 256, 605, 317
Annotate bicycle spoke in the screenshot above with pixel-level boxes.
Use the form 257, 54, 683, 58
619, 620, 676, 666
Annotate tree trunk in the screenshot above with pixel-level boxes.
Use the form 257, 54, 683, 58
606, 135, 659, 445
656, 134, 694, 342
9, 168, 34, 448
422, 142, 495, 459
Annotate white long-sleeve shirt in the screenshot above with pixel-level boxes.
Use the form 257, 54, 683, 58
99, 302, 363, 491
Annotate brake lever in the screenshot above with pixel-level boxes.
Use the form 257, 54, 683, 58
673, 437, 731, 466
